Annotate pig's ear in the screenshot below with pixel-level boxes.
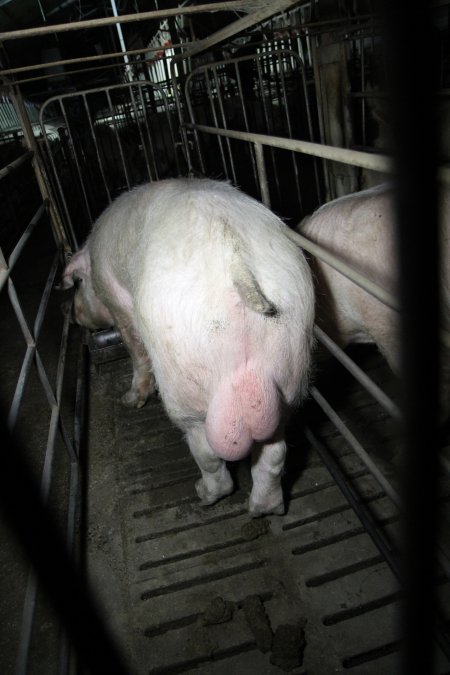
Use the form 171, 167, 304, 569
60, 249, 90, 290
61, 271, 75, 290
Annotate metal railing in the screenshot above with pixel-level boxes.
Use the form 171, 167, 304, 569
0, 151, 87, 673
179, 114, 450, 654
183, 48, 323, 220
39, 80, 184, 247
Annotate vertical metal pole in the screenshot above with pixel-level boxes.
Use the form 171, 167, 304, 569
9, 88, 71, 254
310, 35, 332, 201
384, 3, 440, 673
110, 0, 133, 82
254, 141, 270, 207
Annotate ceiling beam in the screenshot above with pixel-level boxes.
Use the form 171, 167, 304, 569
0, 1, 264, 42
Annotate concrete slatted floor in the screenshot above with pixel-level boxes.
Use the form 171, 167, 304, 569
86, 349, 450, 674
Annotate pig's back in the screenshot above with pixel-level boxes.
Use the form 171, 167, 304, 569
301, 183, 396, 292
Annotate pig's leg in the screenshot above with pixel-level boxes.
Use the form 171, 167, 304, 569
186, 424, 234, 505
249, 439, 286, 517
116, 319, 156, 408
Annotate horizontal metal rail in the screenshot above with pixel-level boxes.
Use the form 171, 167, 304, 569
0, 1, 257, 41
290, 228, 398, 310
0, 151, 33, 180
313, 325, 401, 419
183, 121, 450, 184
184, 121, 393, 173
310, 385, 402, 508
0, 41, 187, 78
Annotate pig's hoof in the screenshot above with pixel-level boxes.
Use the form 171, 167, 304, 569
195, 478, 233, 506
249, 497, 285, 518
120, 390, 147, 409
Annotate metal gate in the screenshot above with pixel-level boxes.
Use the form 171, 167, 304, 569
183, 47, 324, 221
39, 81, 185, 247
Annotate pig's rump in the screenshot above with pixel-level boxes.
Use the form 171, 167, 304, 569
134, 180, 312, 459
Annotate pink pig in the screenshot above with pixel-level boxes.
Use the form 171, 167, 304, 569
62, 178, 315, 515
298, 182, 450, 373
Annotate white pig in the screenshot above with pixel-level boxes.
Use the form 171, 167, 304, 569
62, 178, 315, 516
297, 182, 450, 373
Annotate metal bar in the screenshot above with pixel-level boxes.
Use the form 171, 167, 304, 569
181, 0, 302, 59
128, 86, 152, 182
15, 323, 77, 673
60, 99, 94, 225
8, 279, 34, 348
386, 5, 441, 672
255, 55, 281, 201
0, 150, 33, 180
0, 2, 255, 41
170, 58, 194, 175
234, 61, 259, 188
7, 253, 64, 434
254, 141, 270, 207
212, 64, 237, 184
15, 571, 39, 675
9, 89, 70, 252
276, 50, 303, 210
105, 90, 131, 190
164, 101, 182, 177
33, 251, 60, 343
60, 335, 89, 675
0, 41, 190, 77
37, 366, 69, 502
39, 107, 77, 249
302, 70, 323, 203
0, 248, 8, 295
110, 0, 132, 81
290, 228, 398, 310
7, 345, 35, 432
184, 121, 394, 174
8, 202, 47, 271
361, 36, 367, 146
136, 85, 159, 180
9, 56, 167, 87
310, 385, 403, 508
205, 74, 229, 178
83, 94, 111, 203
35, 350, 78, 465
186, 112, 450, 184
304, 425, 401, 576
310, 34, 332, 201
0, 201, 47, 294
313, 325, 401, 420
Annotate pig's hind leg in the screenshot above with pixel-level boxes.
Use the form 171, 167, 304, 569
116, 319, 156, 408
249, 438, 286, 517
186, 424, 234, 505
